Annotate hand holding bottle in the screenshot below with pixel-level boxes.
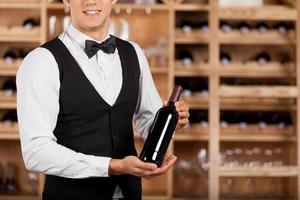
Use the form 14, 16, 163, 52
163, 100, 189, 130
108, 154, 177, 179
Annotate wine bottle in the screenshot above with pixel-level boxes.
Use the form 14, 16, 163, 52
256, 52, 271, 65
3, 79, 17, 97
139, 85, 183, 167
182, 89, 192, 97
181, 20, 193, 33
220, 111, 229, 129
275, 22, 289, 34
198, 21, 209, 32
179, 50, 194, 66
272, 112, 292, 129
23, 18, 38, 31
257, 112, 268, 130
2, 111, 18, 128
237, 22, 251, 34
3, 50, 17, 65
220, 51, 231, 66
220, 21, 232, 33
5, 162, 16, 194
256, 22, 269, 33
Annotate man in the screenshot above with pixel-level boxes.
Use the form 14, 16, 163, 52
17, 0, 189, 199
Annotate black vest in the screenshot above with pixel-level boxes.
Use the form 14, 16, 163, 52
41, 36, 141, 200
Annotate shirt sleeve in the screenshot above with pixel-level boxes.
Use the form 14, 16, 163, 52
17, 47, 111, 178
130, 42, 163, 140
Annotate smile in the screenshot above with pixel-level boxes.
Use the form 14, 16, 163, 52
83, 10, 101, 15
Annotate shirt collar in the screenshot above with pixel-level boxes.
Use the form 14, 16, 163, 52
67, 23, 111, 50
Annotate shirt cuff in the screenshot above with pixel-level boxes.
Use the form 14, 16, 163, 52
83, 155, 112, 177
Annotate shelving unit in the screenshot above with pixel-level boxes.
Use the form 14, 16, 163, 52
0, 0, 300, 199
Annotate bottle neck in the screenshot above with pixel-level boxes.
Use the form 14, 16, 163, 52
167, 101, 175, 107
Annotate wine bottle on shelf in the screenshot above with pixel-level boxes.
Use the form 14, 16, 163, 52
182, 89, 192, 97
2, 111, 18, 128
272, 113, 292, 129
237, 113, 249, 130
3, 79, 17, 97
179, 50, 194, 66
220, 21, 232, 33
220, 51, 231, 66
257, 112, 268, 130
274, 22, 290, 34
256, 52, 271, 65
220, 111, 229, 129
5, 162, 16, 194
198, 21, 209, 33
181, 20, 193, 33
3, 50, 17, 65
139, 85, 183, 167
237, 22, 251, 34
256, 22, 269, 33
199, 111, 209, 129
23, 18, 38, 31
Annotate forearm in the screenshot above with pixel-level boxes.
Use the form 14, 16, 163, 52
22, 136, 111, 178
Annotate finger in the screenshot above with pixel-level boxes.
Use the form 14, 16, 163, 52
176, 104, 189, 113
178, 111, 189, 118
136, 161, 157, 171
178, 118, 189, 125
162, 154, 175, 165
146, 156, 177, 176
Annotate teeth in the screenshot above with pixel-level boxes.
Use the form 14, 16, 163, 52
85, 10, 99, 15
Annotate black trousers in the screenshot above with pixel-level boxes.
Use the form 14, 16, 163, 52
43, 175, 142, 200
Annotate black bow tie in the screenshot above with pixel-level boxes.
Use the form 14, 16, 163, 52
84, 36, 116, 58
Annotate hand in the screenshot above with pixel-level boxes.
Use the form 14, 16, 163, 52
108, 155, 177, 179
163, 100, 189, 130
143, 154, 177, 180
109, 156, 157, 177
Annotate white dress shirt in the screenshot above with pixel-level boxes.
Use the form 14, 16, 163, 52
17, 24, 162, 183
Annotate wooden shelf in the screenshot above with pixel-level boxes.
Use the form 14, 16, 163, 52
182, 93, 208, 109
220, 199, 294, 200
0, 27, 41, 43
174, 61, 210, 77
221, 124, 295, 142
0, 122, 19, 136
219, 86, 298, 98
0, 1, 40, 9
219, 30, 296, 45
219, 166, 298, 177
175, 29, 210, 44
143, 195, 169, 200
220, 97, 295, 111
0, 91, 16, 109
175, 124, 294, 142
218, 62, 295, 78
47, 2, 170, 11
0, 59, 21, 76
184, 94, 295, 110
0, 195, 40, 200
176, 123, 209, 141
218, 6, 297, 20
174, 4, 210, 11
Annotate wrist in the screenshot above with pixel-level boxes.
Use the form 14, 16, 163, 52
108, 159, 124, 175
